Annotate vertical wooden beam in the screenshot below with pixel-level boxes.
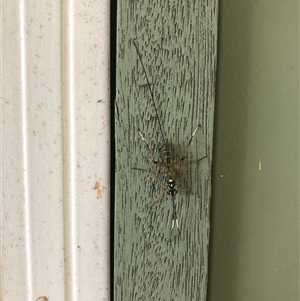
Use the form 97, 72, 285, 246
115, 1, 218, 300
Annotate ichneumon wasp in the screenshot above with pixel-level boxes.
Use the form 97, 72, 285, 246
132, 40, 206, 229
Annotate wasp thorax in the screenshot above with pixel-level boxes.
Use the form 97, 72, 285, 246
161, 143, 172, 165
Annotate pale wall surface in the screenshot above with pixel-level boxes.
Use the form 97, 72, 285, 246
2, 1, 110, 300
209, 1, 299, 300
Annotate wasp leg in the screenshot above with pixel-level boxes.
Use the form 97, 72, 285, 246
131, 167, 166, 179
174, 124, 202, 164
137, 130, 167, 167
174, 155, 206, 173
137, 130, 158, 164
149, 185, 167, 208
176, 182, 188, 192
171, 195, 179, 229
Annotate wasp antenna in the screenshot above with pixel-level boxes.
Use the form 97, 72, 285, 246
132, 40, 166, 144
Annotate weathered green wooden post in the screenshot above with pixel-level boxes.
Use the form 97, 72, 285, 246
115, 1, 218, 300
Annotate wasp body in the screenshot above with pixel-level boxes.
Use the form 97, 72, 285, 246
161, 143, 178, 196
132, 40, 205, 229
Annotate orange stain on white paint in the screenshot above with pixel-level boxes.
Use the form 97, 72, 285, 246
93, 181, 106, 199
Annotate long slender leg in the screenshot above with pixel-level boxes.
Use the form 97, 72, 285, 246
174, 124, 202, 164
131, 168, 166, 179
174, 155, 207, 173
150, 185, 167, 208
176, 182, 188, 192
137, 130, 157, 163
171, 195, 179, 229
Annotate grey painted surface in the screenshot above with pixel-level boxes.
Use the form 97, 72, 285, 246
209, 1, 299, 300
115, 1, 218, 300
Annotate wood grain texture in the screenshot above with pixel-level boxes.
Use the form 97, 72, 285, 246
115, 1, 218, 300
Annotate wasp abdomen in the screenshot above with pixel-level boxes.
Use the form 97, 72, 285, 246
167, 178, 178, 196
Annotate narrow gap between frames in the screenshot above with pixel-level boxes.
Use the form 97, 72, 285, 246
110, 0, 117, 300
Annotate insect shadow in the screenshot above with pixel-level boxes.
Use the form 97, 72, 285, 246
131, 40, 206, 229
